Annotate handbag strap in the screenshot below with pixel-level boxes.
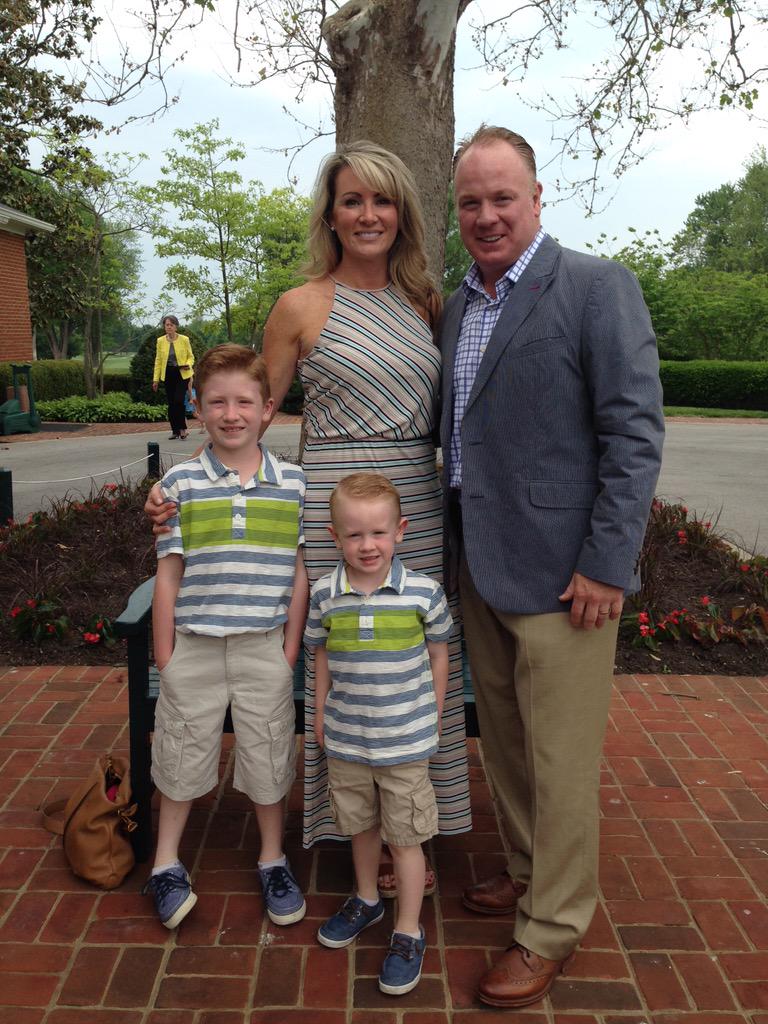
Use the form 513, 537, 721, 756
41, 798, 68, 836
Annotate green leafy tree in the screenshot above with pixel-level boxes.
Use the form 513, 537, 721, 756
139, 120, 255, 342
231, 186, 311, 347
140, 121, 310, 345
673, 149, 768, 273
443, 189, 470, 296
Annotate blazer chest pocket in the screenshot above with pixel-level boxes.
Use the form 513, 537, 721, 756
512, 334, 568, 358
529, 481, 599, 509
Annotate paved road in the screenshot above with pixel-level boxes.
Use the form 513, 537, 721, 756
2, 419, 766, 553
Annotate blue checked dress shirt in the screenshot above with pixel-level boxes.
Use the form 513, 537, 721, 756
449, 227, 547, 488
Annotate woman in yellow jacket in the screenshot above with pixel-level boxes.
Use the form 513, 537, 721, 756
153, 315, 195, 439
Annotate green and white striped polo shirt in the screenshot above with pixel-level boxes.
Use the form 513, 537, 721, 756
304, 557, 452, 766
156, 444, 305, 636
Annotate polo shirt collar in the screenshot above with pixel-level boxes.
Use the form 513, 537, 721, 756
330, 555, 407, 598
199, 443, 284, 487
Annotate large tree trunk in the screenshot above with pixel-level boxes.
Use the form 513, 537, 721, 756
323, 0, 471, 282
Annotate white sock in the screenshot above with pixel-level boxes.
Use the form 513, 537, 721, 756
258, 855, 287, 870
151, 860, 182, 876
396, 928, 422, 940
357, 894, 379, 907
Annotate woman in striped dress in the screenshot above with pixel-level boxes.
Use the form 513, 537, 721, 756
262, 142, 472, 859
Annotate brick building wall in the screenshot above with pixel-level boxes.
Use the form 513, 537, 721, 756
0, 229, 34, 363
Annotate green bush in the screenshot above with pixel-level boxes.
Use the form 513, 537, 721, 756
103, 372, 133, 393
129, 328, 207, 405
660, 360, 768, 410
281, 375, 304, 415
38, 392, 167, 423
0, 360, 86, 401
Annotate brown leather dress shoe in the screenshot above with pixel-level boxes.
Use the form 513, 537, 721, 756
477, 943, 574, 1007
462, 870, 527, 915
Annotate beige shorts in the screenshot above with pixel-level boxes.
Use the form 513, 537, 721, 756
326, 757, 438, 847
152, 628, 296, 804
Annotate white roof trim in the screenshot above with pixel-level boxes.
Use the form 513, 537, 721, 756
0, 203, 55, 236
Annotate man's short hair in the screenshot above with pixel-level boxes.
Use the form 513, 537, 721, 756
453, 125, 537, 181
194, 344, 270, 403
330, 472, 402, 528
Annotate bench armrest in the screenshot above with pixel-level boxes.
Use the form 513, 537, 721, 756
114, 577, 156, 638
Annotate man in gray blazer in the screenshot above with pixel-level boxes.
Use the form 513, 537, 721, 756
441, 126, 664, 1008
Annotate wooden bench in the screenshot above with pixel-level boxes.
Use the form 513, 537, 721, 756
115, 577, 478, 861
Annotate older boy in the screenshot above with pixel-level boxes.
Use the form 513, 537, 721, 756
305, 473, 452, 995
145, 344, 308, 930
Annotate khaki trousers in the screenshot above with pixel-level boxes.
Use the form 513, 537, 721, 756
459, 555, 618, 960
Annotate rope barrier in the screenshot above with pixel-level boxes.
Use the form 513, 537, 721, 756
11, 452, 193, 486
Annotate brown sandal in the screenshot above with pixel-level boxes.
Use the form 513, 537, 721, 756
377, 856, 436, 899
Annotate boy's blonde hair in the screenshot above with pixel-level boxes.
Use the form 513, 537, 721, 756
194, 344, 270, 403
330, 472, 402, 528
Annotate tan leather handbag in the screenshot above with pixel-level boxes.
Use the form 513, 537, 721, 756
43, 754, 138, 889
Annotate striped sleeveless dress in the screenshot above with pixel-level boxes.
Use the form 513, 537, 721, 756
299, 280, 472, 847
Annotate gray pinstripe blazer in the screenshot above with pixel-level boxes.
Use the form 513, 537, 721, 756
439, 234, 665, 614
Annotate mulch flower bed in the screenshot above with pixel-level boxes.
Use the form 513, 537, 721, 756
1, 485, 766, 675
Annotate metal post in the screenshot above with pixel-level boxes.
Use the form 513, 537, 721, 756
147, 442, 160, 479
0, 469, 13, 524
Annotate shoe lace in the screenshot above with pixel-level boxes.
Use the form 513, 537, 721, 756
387, 933, 416, 961
263, 865, 294, 899
340, 897, 366, 922
144, 872, 187, 899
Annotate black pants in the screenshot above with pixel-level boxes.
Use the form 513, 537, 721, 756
164, 366, 188, 436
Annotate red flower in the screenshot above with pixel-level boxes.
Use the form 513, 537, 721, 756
46, 623, 56, 634
704, 521, 712, 530
677, 530, 687, 545
681, 506, 688, 515
639, 624, 650, 636
104, 483, 118, 492
740, 564, 750, 572
83, 632, 101, 645
701, 595, 711, 606
638, 611, 650, 625
9, 606, 22, 618
26, 598, 37, 608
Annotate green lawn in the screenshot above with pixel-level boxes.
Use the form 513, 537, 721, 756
72, 354, 134, 373
664, 406, 768, 419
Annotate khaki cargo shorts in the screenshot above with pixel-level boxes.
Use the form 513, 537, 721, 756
151, 628, 296, 805
326, 757, 438, 847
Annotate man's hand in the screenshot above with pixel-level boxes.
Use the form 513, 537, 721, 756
144, 482, 177, 536
558, 572, 624, 630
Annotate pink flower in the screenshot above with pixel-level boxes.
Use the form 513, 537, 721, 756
701, 595, 711, 606
681, 506, 688, 515
639, 624, 650, 636
704, 521, 712, 529
26, 599, 37, 608
104, 483, 118, 492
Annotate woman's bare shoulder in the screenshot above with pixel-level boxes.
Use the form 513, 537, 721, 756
274, 278, 334, 315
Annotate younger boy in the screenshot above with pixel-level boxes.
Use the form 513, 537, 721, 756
305, 473, 451, 996
145, 344, 308, 931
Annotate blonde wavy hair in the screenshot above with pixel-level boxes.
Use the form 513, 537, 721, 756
304, 140, 442, 326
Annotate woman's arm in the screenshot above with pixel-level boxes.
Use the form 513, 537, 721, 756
261, 291, 304, 427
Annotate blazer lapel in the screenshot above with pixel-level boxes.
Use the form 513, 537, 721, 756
465, 237, 561, 412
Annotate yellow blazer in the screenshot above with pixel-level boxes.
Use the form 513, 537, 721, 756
153, 334, 195, 383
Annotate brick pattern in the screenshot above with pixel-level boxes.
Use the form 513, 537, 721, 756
0, 231, 34, 363
0, 665, 766, 1021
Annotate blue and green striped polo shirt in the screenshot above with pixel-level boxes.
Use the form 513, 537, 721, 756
156, 444, 305, 636
304, 557, 452, 766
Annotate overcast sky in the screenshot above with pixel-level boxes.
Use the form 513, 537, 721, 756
82, 0, 767, 319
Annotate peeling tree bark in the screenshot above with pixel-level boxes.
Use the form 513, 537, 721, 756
323, 0, 471, 280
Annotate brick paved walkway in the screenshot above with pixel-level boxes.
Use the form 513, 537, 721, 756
0, 666, 766, 1022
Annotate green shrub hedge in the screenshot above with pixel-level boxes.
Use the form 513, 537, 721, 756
660, 360, 768, 411
0, 360, 86, 401
37, 392, 167, 423
103, 372, 133, 393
